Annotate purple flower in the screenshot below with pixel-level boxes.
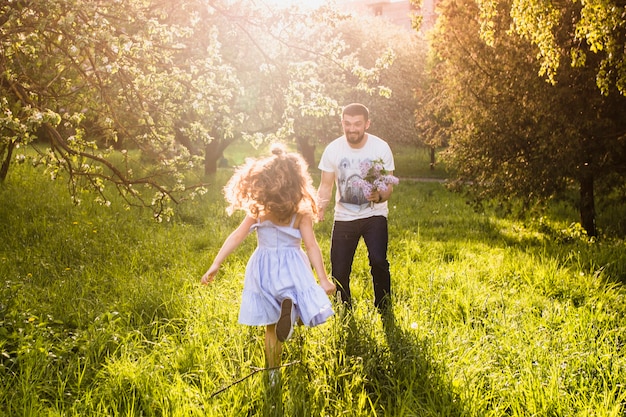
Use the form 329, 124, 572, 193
359, 160, 373, 177
353, 157, 399, 199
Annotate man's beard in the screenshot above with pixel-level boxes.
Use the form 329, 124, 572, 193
346, 131, 365, 145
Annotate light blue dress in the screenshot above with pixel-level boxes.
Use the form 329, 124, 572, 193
238, 215, 334, 327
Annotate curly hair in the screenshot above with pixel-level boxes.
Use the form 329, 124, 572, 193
223, 144, 319, 222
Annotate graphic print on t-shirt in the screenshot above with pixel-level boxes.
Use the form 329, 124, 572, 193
337, 157, 368, 206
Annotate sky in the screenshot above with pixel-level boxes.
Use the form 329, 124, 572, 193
257, 0, 407, 11
257, 0, 335, 10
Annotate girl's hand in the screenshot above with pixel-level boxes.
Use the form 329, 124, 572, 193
321, 279, 336, 295
201, 265, 219, 285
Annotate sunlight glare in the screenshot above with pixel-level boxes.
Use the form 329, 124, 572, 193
259, 0, 333, 10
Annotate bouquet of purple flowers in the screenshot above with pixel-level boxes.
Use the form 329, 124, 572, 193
354, 158, 399, 205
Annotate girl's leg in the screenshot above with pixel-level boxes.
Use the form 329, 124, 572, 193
265, 324, 282, 368
265, 324, 282, 387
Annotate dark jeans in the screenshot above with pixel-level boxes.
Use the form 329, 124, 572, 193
330, 215, 391, 310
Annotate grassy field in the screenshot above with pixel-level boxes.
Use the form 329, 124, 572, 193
1, 147, 626, 416
223, 139, 449, 180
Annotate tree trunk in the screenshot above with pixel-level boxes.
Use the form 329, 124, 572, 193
175, 130, 200, 156
429, 146, 436, 171
579, 165, 597, 237
204, 135, 236, 175
204, 141, 219, 175
0, 139, 15, 182
295, 136, 315, 168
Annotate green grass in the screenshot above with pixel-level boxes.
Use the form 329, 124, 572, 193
1, 160, 626, 416
223, 140, 447, 179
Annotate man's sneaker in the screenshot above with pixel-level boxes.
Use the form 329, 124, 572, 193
276, 298, 294, 342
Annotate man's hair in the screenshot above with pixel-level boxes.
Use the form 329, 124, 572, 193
342, 103, 369, 121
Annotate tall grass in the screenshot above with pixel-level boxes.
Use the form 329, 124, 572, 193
1, 158, 625, 416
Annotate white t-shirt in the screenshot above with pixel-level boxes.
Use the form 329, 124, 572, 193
318, 134, 395, 221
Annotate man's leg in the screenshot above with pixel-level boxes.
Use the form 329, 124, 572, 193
331, 220, 360, 308
362, 216, 391, 311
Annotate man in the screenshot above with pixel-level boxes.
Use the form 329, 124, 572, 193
317, 103, 395, 312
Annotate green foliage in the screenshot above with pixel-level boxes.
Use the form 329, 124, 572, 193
335, 15, 428, 147
2, 162, 626, 415
1, 0, 236, 216
421, 0, 626, 237
474, 0, 626, 95
2, 0, 417, 216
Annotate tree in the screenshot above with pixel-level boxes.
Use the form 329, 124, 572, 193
212, 3, 353, 168
335, 14, 427, 147
0, 0, 397, 216
480, 0, 626, 96
274, 12, 429, 169
202, 3, 406, 169
1, 0, 239, 218
422, 0, 626, 236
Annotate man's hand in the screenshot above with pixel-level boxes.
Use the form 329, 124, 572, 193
367, 189, 381, 203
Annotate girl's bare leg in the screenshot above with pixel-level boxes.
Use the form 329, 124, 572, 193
265, 324, 282, 368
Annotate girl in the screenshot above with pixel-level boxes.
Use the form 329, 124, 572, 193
201, 144, 336, 384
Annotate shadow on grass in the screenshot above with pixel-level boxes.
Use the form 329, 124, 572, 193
266, 302, 464, 416
340, 307, 463, 416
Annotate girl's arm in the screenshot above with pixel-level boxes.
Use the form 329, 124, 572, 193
299, 213, 336, 295
201, 215, 256, 285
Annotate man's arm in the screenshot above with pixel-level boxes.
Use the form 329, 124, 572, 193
317, 170, 335, 221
